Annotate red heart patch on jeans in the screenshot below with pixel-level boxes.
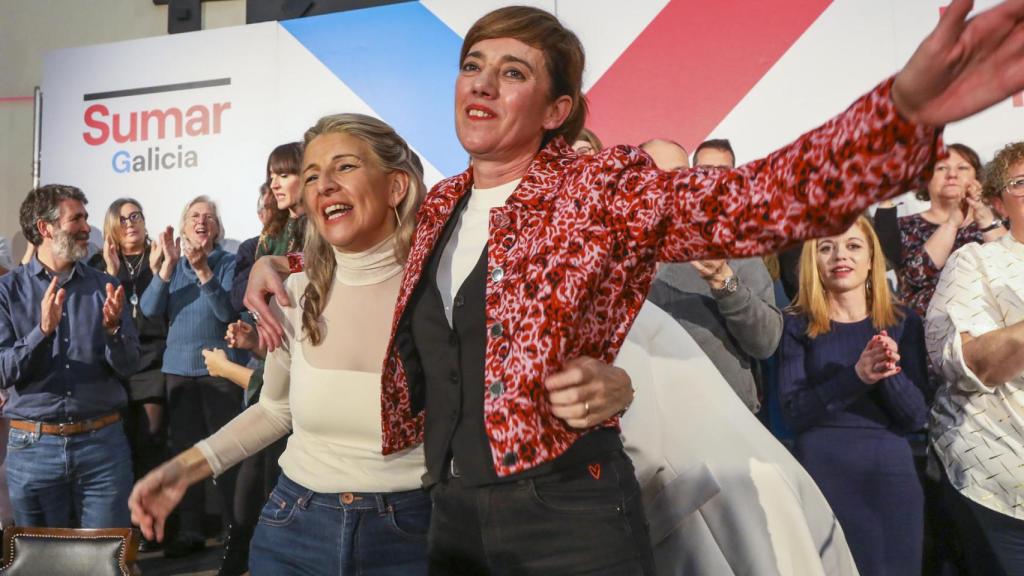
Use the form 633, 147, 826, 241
588, 463, 601, 480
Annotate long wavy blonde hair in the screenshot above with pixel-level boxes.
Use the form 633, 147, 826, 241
789, 215, 902, 337
300, 113, 426, 345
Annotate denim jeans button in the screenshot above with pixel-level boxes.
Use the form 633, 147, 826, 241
341, 493, 355, 504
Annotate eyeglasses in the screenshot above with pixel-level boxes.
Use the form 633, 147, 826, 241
1004, 177, 1024, 197
119, 211, 144, 226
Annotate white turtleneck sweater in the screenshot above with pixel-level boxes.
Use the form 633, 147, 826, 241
196, 236, 425, 493
436, 179, 520, 325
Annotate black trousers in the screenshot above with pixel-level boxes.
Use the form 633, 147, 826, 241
941, 468, 1024, 576
427, 450, 655, 575
233, 435, 287, 527
166, 374, 243, 536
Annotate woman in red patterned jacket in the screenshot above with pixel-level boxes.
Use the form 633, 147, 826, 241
244, 2, 1024, 573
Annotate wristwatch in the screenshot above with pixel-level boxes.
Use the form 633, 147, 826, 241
711, 275, 739, 298
979, 219, 1004, 233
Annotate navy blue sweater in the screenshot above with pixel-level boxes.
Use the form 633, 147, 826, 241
779, 308, 929, 433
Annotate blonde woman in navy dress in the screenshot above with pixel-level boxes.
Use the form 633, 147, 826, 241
779, 216, 929, 575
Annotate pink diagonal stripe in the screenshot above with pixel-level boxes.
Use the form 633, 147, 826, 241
585, 0, 832, 151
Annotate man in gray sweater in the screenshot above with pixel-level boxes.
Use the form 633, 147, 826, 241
642, 139, 783, 412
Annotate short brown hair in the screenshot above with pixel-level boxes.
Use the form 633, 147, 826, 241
462, 6, 587, 146
982, 141, 1024, 202
915, 143, 982, 202
266, 142, 303, 182
20, 184, 88, 246
693, 139, 735, 167
263, 143, 301, 239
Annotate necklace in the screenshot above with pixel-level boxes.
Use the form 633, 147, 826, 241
121, 249, 145, 318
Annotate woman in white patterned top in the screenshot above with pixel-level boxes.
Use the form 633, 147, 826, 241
925, 140, 1024, 576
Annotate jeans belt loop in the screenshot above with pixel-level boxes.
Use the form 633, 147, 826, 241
33, 421, 41, 441
375, 493, 387, 514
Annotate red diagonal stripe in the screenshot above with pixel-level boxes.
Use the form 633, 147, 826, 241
586, 0, 832, 151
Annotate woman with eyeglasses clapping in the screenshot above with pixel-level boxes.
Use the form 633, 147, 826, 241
89, 199, 168, 551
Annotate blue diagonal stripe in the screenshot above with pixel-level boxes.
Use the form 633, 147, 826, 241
282, 2, 465, 177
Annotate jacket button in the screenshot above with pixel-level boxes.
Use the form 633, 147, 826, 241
491, 267, 504, 283
489, 323, 503, 338
489, 380, 505, 398
453, 294, 465, 307
502, 451, 517, 466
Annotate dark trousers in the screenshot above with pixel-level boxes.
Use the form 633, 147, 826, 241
124, 399, 166, 482
234, 436, 287, 527
427, 450, 654, 575
940, 469, 1018, 576
944, 474, 1024, 576
166, 374, 243, 537
123, 368, 168, 483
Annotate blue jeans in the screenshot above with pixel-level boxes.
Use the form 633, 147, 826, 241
249, 474, 430, 576
5, 421, 132, 528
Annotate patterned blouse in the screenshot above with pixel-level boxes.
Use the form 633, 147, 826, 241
380, 78, 941, 477
925, 234, 1024, 519
897, 213, 982, 317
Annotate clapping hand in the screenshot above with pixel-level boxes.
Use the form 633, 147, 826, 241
103, 237, 120, 276
182, 237, 209, 273
964, 178, 999, 227
692, 259, 733, 290
157, 227, 180, 282
855, 331, 902, 384
39, 277, 66, 336
148, 239, 164, 275
102, 283, 125, 334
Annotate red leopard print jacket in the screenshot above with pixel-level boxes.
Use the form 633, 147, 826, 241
380, 78, 941, 477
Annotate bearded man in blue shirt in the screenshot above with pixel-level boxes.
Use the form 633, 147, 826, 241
0, 184, 140, 528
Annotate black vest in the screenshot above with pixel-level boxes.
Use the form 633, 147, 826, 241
407, 192, 620, 487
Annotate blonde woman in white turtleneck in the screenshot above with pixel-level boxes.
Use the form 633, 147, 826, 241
129, 114, 430, 576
